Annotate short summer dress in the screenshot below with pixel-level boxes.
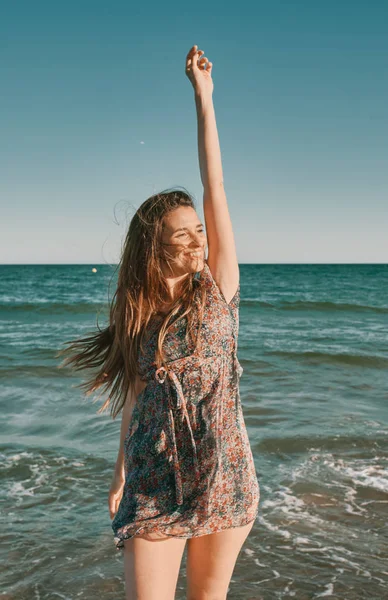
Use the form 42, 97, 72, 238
112, 261, 260, 550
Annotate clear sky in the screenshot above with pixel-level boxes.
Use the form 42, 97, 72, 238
1, 0, 387, 264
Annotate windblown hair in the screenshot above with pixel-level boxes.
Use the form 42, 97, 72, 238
56, 188, 207, 419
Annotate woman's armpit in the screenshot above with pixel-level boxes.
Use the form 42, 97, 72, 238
202, 261, 240, 308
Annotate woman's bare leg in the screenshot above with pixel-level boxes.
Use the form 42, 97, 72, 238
123, 533, 187, 600
185, 519, 255, 600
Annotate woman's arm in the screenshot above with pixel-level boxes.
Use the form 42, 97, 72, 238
114, 380, 138, 478
186, 45, 239, 303
109, 377, 144, 520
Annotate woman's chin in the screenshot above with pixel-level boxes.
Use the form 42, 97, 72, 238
188, 257, 204, 270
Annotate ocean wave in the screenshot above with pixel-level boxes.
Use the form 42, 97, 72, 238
0, 365, 75, 380
266, 350, 388, 368
0, 301, 109, 315
241, 299, 388, 314
2, 299, 387, 316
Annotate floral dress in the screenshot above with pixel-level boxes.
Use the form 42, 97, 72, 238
112, 261, 260, 550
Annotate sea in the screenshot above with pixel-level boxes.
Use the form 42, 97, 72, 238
1, 263, 387, 600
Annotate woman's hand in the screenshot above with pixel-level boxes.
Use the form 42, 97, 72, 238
185, 44, 213, 96
108, 468, 125, 520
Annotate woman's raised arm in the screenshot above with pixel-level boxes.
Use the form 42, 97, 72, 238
185, 44, 239, 304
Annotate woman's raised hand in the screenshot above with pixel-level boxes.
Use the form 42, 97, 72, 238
185, 45, 214, 96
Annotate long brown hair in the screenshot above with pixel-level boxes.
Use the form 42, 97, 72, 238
56, 188, 207, 419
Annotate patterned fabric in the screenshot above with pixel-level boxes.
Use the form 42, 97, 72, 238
111, 261, 260, 550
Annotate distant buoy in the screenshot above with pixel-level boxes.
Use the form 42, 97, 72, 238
92, 268, 97, 273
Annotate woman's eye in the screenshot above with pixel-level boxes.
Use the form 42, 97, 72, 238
176, 228, 204, 238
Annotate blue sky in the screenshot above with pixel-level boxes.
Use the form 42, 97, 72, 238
1, 0, 387, 263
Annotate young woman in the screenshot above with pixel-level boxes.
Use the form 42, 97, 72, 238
59, 45, 260, 599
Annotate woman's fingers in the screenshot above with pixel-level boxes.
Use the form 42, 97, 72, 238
199, 56, 208, 69
186, 44, 197, 57
196, 51, 205, 69
185, 44, 213, 92
186, 45, 205, 71
186, 45, 197, 67
191, 50, 200, 71
109, 493, 121, 519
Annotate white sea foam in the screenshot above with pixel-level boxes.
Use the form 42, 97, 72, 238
315, 582, 335, 597
8, 481, 35, 498
0, 451, 34, 466
289, 451, 388, 495
327, 458, 388, 493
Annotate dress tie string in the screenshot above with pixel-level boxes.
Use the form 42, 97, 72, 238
141, 348, 241, 508
155, 365, 200, 506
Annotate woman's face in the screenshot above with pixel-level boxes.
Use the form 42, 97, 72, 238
160, 206, 207, 276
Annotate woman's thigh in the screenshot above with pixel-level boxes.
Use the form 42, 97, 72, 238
123, 533, 187, 600
186, 519, 255, 600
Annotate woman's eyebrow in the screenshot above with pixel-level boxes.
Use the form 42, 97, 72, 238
174, 224, 204, 233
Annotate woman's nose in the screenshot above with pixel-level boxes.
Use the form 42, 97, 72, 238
189, 231, 206, 247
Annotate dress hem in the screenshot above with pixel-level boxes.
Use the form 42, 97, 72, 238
113, 509, 259, 551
